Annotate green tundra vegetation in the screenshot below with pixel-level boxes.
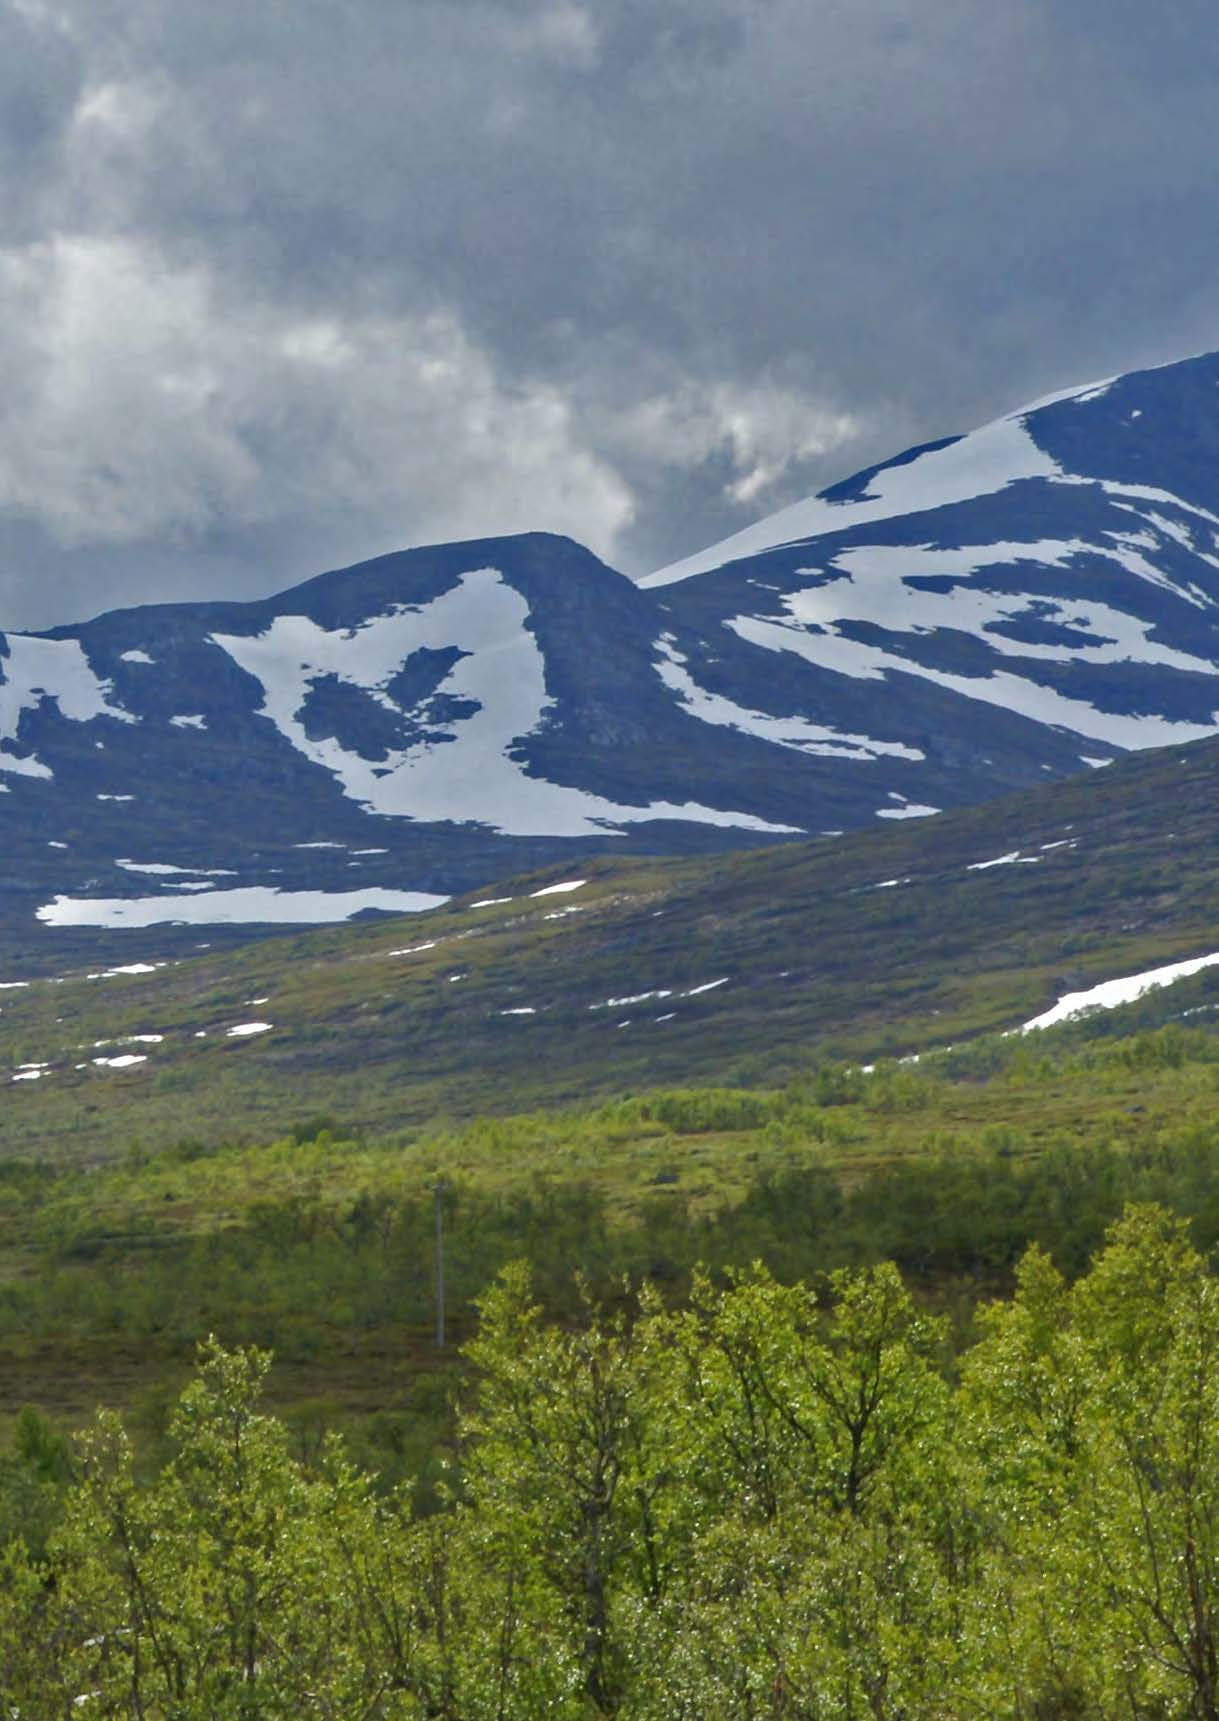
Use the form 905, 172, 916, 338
2, 1206, 1219, 1717
9, 725, 1219, 1166
2, 1014, 1219, 1710
0, 1016, 1218, 1451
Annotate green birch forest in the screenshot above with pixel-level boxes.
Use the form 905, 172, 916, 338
4, 1207, 1219, 1717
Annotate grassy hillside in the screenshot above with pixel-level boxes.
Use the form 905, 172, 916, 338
4, 731, 1219, 1162
2, 1005, 1219, 1442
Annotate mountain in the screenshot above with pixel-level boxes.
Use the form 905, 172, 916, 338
6, 725, 1219, 1163
645, 349, 1219, 780
5, 348, 1219, 969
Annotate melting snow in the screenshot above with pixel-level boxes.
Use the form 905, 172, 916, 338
589, 977, 727, 1011
654, 636, 923, 762
643, 402, 1071, 586
0, 635, 135, 778
469, 896, 514, 908
1021, 952, 1219, 1032
117, 859, 237, 877
720, 519, 1219, 752
967, 851, 1040, 870
226, 1022, 272, 1038
732, 606, 1219, 751
120, 650, 155, 665
211, 567, 797, 838
530, 879, 587, 898
38, 885, 449, 928
807, 537, 1219, 670
500, 1007, 537, 1016
92, 1054, 148, 1069
876, 803, 940, 820
170, 713, 207, 730
641, 380, 1219, 755
85, 963, 161, 979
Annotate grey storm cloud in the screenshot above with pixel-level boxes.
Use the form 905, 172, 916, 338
2, 0, 1219, 627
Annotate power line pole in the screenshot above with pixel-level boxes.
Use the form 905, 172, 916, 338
433, 1179, 449, 1350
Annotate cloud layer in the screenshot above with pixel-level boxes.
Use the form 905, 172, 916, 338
2, 0, 1219, 626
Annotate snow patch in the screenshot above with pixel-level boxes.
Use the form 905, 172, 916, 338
643, 406, 1068, 586
732, 609, 1219, 751
653, 636, 923, 762
117, 860, 237, 877
876, 803, 940, 821
966, 851, 1041, 870
226, 1022, 272, 1038
0, 635, 135, 778
1022, 951, 1219, 1032
85, 963, 162, 979
211, 568, 797, 838
38, 886, 449, 928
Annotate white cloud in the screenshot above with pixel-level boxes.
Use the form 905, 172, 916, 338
603, 381, 863, 509
511, 3, 601, 69
2, 0, 1219, 624
0, 234, 634, 559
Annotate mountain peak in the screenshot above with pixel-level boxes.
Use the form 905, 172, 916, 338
8, 348, 1219, 969
643, 347, 1219, 588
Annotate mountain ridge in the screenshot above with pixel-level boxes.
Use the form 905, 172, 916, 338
6, 349, 1219, 966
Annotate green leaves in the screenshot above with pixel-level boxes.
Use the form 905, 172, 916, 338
7, 1217, 1219, 1715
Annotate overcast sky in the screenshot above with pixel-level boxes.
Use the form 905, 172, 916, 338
2, 0, 1219, 630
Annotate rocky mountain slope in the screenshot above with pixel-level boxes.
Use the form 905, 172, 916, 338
5, 349, 1219, 967
6, 727, 1219, 1161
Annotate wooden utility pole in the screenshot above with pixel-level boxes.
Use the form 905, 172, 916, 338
433, 1179, 449, 1350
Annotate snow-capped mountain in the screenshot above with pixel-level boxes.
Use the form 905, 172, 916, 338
647, 351, 1219, 777
5, 348, 1219, 965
